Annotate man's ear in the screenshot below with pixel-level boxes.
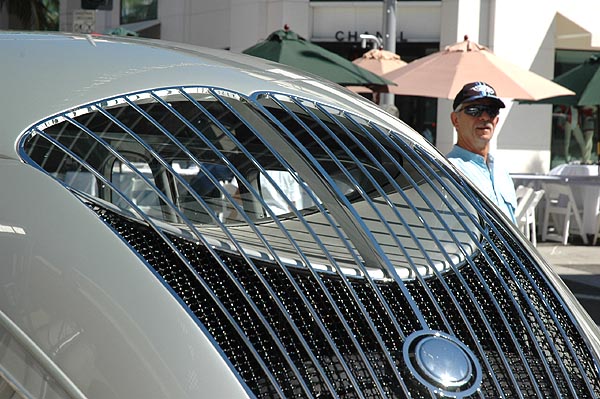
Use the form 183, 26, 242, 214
450, 111, 459, 128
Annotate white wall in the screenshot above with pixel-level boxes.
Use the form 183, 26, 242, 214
230, 0, 310, 52
310, 1, 441, 42
156, 0, 187, 44
435, 0, 485, 157
557, 2, 600, 48
491, 0, 559, 173
155, 0, 311, 52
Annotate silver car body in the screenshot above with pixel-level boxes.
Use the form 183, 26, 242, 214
1, 32, 600, 398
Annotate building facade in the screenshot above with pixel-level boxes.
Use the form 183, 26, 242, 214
3, 0, 600, 173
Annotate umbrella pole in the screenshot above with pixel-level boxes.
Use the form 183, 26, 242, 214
380, 0, 396, 106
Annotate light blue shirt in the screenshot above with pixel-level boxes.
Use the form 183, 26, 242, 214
447, 145, 517, 223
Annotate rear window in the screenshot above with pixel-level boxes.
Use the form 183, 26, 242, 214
20, 87, 481, 280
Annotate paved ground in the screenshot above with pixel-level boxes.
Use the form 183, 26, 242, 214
536, 241, 600, 325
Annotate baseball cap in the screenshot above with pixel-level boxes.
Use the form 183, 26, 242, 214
453, 82, 505, 111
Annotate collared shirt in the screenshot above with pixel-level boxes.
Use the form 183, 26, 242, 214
447, 145, 517, 223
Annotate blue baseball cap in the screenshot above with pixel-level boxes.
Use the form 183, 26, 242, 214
453, 82, 505, 111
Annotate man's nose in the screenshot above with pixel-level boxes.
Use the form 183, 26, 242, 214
479, 110, 494, 119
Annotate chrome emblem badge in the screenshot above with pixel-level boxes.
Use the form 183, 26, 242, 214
403, 330, 482, 397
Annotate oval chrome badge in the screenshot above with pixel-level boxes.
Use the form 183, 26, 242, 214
403, 330, 482, 397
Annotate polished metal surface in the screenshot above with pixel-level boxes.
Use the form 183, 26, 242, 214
20, 82, 600, 397
415, 336, 472, 387
404, 330, 481, 397
3, 31, 600, 398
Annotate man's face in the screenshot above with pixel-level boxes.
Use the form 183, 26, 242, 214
451, 100, 500, 153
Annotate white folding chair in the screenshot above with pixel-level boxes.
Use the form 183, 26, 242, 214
520, 189, 544, 246
541, 182, 588, 245
593, 212, 600, 246
514, 185, 534, 228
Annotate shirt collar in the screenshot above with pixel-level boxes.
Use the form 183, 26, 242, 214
450, 145, 496, 167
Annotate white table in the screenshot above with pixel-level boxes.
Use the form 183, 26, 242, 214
548, 164, 600, 235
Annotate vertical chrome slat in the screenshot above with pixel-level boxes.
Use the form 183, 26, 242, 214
252, 95, 440, 395
256, 94, 428, 325
151, 89, 380, 397
362, 124, 547, 395
195, 89, 399, 397
413, 147, 595, 395
18, 86, 600, 397
177, 91, 383, 398
153, 88, 415, 396
507, 254, 600, 394
179, 87, 564, 396
278, 97, 451, 312
399, 142, 564, 395
42, 119, 72, 172
99, 97, 346, 397
306, 101, 528, 396
27, 124, 293, 398
391, 140, 571, 395
429, 135, 599, 394
319, 110, 518, 394
452, 190, 592, 393
472, 221, 589, 394
54, 106, 318, 396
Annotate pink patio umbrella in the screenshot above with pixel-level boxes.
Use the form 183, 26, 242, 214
346, 86, 373, 94
382, 36, 575, 101
348, 48, 406, 95
352, 48, 407, 76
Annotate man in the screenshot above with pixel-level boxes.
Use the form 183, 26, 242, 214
447, 81, 517, 223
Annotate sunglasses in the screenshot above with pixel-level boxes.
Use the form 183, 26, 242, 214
459, 105, 500, 118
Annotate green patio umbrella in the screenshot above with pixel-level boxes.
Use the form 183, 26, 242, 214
523, 54, 600, 165
243, 25, 393, 87
533, 54, 600, 106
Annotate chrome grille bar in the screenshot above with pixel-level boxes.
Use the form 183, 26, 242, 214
28, 125, 297, 397
34, 108, 332, 397
102, 94, 362, 396
200, 90, 410, 396
145, 89, 377, 396
340, 116, 526, 395
332, 109, 522, 395
395, 141, 590, 396
253, 95, 439, 394
264, 96, 462, 339
108, 88, 407, 396
20, 86, 600, 398
363, 123, 542, 394
272, 94, 568, 396
391, 135, 566, 395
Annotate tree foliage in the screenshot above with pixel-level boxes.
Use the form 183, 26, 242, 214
0, 0, 59, 30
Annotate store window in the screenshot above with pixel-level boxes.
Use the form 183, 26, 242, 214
121, 0, 158, 25
550, 50, 598, 168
